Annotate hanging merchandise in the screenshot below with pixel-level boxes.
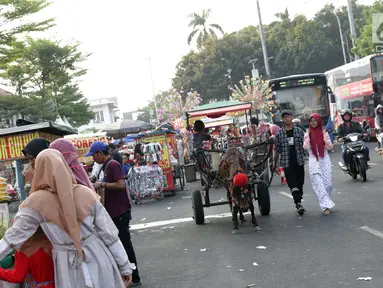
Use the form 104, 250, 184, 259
128, 165, 164, 204
0, 178, 9, 202
142, 143, 163, 164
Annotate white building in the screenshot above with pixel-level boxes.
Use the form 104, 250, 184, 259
78, 97, 121, 133
123, 110, 143, 121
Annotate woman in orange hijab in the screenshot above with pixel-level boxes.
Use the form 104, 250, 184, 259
303, 113, 335, 215
0, 149, 135, 287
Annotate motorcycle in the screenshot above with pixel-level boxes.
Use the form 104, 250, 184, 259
338, 133, 368, 182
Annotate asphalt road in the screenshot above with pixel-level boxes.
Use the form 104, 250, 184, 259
129, 143, 383, 288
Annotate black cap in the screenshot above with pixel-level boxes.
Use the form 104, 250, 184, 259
281, 110, 293, 117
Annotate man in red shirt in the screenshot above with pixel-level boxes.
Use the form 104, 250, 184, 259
86, 141, 142, 286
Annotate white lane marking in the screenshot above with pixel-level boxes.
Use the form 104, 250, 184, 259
359, 226, 383, 239
278, 191, 293, 199
278, 191, 305, 202
130, 212, 250, 230
369, 162, 377, 166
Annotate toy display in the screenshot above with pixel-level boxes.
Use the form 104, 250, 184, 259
128, 164, 164, 204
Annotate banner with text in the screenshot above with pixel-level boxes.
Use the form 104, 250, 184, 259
0, 132, 60, 161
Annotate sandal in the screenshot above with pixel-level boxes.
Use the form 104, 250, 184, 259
323, 209, 331, 215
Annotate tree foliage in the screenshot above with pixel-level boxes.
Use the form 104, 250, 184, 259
187, 9, 224, 49
171, 1, 371, 105
0, 38, 94, 127
0, 0, 54, 68
353, 0, 383, 56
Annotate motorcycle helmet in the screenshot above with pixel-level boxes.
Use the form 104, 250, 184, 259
341, 109, 353, 121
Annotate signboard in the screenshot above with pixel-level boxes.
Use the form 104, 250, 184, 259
338, 78, 374, 100
272, 76, 327, 90
0, 132, 60, 162
67, 135, 108, 159
64, 134, 109, 166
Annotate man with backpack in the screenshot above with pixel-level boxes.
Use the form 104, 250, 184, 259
86, 141, 142, 286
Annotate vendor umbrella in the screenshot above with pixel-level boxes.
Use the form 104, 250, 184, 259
102, 119, 154, 135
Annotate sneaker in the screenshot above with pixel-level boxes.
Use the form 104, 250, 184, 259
296, 204, 306, 216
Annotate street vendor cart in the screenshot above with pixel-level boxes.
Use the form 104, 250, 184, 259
141, 130, 179, 195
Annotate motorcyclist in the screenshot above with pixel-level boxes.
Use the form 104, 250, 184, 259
337, 109, 370, 168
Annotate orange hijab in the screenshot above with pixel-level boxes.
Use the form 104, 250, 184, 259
20, 149, 98, 256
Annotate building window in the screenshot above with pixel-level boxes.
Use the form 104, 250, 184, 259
94, 111, 104, 123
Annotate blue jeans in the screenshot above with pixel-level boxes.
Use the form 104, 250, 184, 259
342, 145, 370, 166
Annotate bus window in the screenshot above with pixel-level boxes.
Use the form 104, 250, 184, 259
274, 85, 328, 124
371, 56, 383, 83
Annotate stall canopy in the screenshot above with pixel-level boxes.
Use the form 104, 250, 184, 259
0, 121, 77, 162
186, 101, 252, 118
201, 116, 234, 128
102, 119, 154, 136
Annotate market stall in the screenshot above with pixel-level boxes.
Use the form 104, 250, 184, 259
0, 121, 76, 227
0, 122, 76, 198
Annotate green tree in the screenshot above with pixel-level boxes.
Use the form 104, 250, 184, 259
137, 91, 171, 123
187, 9, 224, 49
353, 0, 383, 57
0, 0, 54, 67
0, 38, 94, 127
173, 1, 369, 103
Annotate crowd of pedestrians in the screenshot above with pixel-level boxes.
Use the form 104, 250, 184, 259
0, 138, 141, 287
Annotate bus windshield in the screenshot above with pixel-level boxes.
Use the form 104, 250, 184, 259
273, 85, 329, 125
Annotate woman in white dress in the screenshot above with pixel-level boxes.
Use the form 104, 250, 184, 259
303, 113, 335, 215
0, 149, 135, 287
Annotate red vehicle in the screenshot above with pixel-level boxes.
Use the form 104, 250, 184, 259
325, 54, 383, 135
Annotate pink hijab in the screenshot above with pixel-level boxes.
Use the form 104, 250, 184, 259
50, 138, 95, 191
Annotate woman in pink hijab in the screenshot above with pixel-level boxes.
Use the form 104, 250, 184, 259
50, 138, 95, 191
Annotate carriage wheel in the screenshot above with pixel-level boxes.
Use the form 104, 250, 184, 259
257, 180, 270, 216
180, 166, 185, 190
192, 190, 205, 225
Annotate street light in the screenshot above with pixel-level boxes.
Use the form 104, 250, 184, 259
334, 13, 347, 65
346, 0, 359, 60
256, 0, 271, 79
248, 59, 258, 70
249, 58, 259, 79
144, 57, 159, 125
323, 14, 347, 65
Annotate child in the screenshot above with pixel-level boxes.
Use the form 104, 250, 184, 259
0, 227, 54, 287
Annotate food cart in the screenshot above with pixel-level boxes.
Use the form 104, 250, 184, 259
141, 130, 178, 195
0, 121, 76, 227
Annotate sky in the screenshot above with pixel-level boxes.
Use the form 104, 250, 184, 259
36, 0, 375, 113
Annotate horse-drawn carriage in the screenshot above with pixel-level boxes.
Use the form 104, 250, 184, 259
185, 101, 277, 234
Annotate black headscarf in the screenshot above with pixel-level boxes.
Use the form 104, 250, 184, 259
22, 138, 50, 158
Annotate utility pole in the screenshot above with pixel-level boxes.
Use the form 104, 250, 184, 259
256, 0, 271, 78
334, 13, 347, 64
146, 57, 159, 125
347, 0, 359, 60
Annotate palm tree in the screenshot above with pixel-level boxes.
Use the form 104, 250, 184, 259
187, 9, 224, 49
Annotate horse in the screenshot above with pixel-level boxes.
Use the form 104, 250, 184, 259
218, 146, 261, 234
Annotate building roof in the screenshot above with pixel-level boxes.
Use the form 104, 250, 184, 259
0, 121, 77, 137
